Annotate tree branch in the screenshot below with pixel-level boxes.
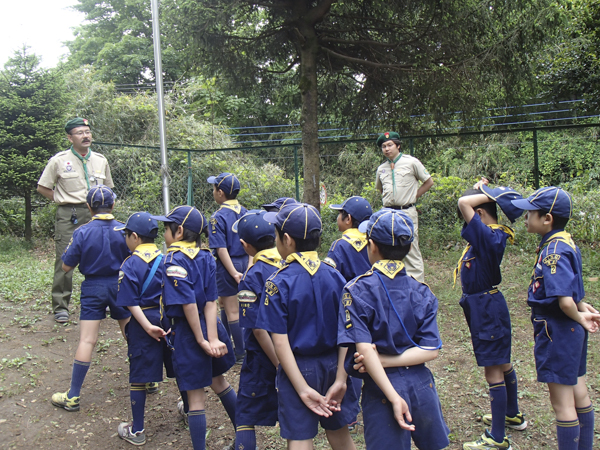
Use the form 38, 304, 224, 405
304, 0, 337, 26
264, 57, 300, 74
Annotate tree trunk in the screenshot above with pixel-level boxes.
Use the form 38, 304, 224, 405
24, 189, 32, 241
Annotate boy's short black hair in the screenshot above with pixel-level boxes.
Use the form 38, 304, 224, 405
458, 189, 498, 221
370, 240, 411, 261
251, 235, 276, 253
341, 210, 361, 229
275, 225, 321, 252
534, 210, 570, 230
124, 229, 155, 244
166, 222, 204, 246
90, 206, 113, 215
214, 184, 239, 200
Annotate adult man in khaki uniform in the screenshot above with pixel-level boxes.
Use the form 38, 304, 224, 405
37, 118, 113, 323
375, 131, 433, 282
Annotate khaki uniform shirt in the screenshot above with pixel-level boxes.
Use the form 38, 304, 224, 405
375, 155, 430, 207
38, 149, 113, 205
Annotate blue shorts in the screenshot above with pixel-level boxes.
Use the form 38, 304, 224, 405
126, 308, 175, 383
277, 351, 359, 440
460, 289, 512, 366
169, 315, 235, 391
362, 365, 449, 450
80, 276, 131, 321
532, 312, 588, 385
216, 256, 248, 297
236, 349, 278, 427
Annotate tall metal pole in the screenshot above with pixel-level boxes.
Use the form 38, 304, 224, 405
151, 0, 170, 215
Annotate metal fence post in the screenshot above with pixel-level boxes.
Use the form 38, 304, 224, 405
294, 146, 300, 200
533, 129, 540, 189
409, 138, 415, 156
187, 151, 193, 205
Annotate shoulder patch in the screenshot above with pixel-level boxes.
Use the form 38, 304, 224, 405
543, 254, 561, 274
323, 257, 337, 269
342, 292, 353, 307
238, 290, 257, 303
166, 265, 188, 278
265, 281, 278, 296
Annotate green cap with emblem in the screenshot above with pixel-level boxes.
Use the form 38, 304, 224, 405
65, 117, 90, 133
376, 131, 400, 148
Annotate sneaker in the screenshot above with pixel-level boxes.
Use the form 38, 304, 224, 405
118, 422, 146, 446
177, 400, 188, 426
54, 311, 69, 323
145, 382, 159, 394
51, 391, 80, 412
463, 429, 511, 450
348, 421, 360, 434
481, 412, 527, 431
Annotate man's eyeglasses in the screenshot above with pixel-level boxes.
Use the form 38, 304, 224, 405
70, 130, 92, 137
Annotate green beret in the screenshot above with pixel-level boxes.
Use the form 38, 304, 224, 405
376, 131, 400, 147
65, 117, 90, 133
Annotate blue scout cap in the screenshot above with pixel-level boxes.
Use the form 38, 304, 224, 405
263, 203, 322, 239
232, 209, 275, 246
376, 131, 401, 148
207, 173, 241, 195
151, 206, 207, 234
358, 208, 414, 246
65, 117, 90, 133
511, 186, 573, 219
86, 185, 115, 208
114, 212, 158, 238
261, 197, 299, 212
480, 185, 524, 223
329, 196, 373, 223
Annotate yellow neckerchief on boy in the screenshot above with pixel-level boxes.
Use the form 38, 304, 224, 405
341, 227, 368, 252
220, 199, 242, 214
538, 230, 576, 253
91, 213, 115, 221
133, 243, 161, 263
70, 147, 91, 189
254, 247, 283, 268
373, 259, 405, 279
453, 224, 515, 287
285, 251, 320, 275
167, 241, 200, 259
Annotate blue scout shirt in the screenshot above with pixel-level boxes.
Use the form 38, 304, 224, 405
528, 230, 585, 312
62, 214, 130, 276
116, 243, 162, 310
209, 200, 248, 257
238, 248, 284, 353
457, 215, 514, 294
325, 228, 371, 282
162, 241, 218, 318
256, 252, 346, 356
338, 260, 441, 361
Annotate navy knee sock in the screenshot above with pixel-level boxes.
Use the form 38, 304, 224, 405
489, 381, 507, 441
220, 309, 230, 336
235, 425, 256, 450
556, 419, 580, 450
68, 359, 90, 398
217, 385, 237, 429
188, 410, 206, 450
229, 320, 245, 356
503, 366, 520, 418
576, 404, 594, 450
130, 384, 147, 433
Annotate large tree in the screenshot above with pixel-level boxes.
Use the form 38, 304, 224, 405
0, 48, 66, 240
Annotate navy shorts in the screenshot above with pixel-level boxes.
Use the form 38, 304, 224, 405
126, 308, 174, 383
362, 365, 450, 450
169, 315, 235, 391
216, 256, 248, 297
80, 276, 131, 321
236, 349, 278, 426
532, 313, 588, 385
460, 289, 512, 366
277, 351, 359, 440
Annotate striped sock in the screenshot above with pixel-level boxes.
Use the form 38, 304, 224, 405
489, 381, 507, 441
130, 384, 146, 433
188, 410, 206, 450
217, 385, 237, 429
235, 425, 256, 450
68, 359, 90, 398
503, 366, 520, 418
228, 320, 245, 357
576, 404, 594, 450
556, 419, 580, 450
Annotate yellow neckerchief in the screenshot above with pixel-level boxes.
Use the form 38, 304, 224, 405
285, 251, 320, 275
91, 214, 115, 221
167, 241, 200, 259
341, 227, 368, 252
133, 243, 161, 263
70, 146, 91, 189
220, 199, 242, 214
373, 259, 405, 279
453, 223, 515, 287
539, 230, 576, 253
254, 248, 283, 268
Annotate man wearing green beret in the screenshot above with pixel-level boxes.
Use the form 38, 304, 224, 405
375, 131, 433, 282
37, 118, 114, 323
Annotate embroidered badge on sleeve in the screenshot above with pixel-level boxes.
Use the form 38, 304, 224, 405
166, 266, 188, 278
238, 290, 257, 303
543, 254, 561, 274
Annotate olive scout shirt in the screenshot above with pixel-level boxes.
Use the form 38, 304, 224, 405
375, 155, 430, 207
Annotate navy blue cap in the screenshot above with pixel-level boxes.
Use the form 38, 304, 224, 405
261, 197, 299, 212
358, 208, 414, 246
207, 173, 241, 195
263, 203, 322, 239
480, 185, 524, 223
151, 206, 207, 234
511, 186, 573, 219
115, 212, 158, 238
232, 209, 275, 246
86, 185, 115, 208
329, 196, 373, 223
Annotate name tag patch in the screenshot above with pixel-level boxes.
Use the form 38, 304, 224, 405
238, 290, 257, 303
166, 266, 188, 278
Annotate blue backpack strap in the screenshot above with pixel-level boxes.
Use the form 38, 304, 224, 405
141, 254, 163, 296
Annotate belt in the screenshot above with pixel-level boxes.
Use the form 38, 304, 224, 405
388, 204, 414, 210
462, 287, 499, 297
58, 203, 87, 208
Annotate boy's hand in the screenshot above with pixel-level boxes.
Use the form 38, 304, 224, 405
145, 325, 167, 342
209, 339, 228, 358
578, 301, 599, 314
353, 343, 377, 373
473, 177, 489, 190
324, 379, 347, 412
579, 312, 600, 333
299, 386, 333, 417
391, 397, 415, 431
233, 272, 243, 284
198, 339, 215, 357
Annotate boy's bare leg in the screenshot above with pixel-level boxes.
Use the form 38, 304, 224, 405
288, 439, 314, 450
484, 363, 512, 384
75, 320, 102, 361
573, 376, 591, 408
326, 427, 357, 450
220, 294, 244, 357
117, 317, 130, 340
548, 383, 577, 421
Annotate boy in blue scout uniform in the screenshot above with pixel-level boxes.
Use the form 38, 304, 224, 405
261, 197, 298, 212
231, 210, 283, 450
114, 212, 173, 446
256, 203, 359, 450
457, 179, 527, 450
51, 185, 131, 412
338, 208, 449, 450
151, 205, 237, 450
511, 187, 600, 450
208, 172, 250, 363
